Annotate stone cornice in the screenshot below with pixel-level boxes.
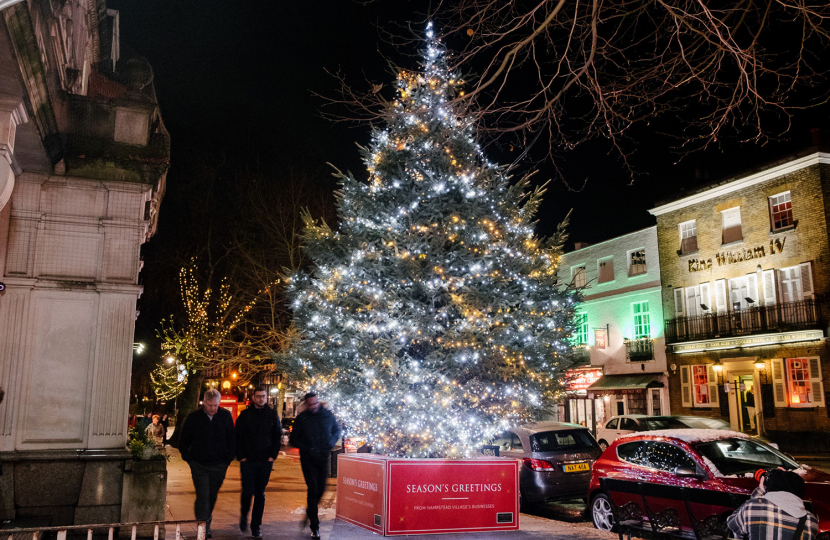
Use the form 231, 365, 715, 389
649, 152, 830, 216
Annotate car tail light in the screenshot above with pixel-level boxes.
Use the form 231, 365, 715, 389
522, 458, 555, 472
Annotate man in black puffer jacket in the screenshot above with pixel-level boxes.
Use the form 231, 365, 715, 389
236, 386, 281, 538
178, 389, 235, 538
289, 393, 341, 540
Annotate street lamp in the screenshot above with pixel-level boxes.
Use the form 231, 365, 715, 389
133, 343, 145, 354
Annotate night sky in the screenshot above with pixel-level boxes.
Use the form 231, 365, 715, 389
110, 0, 830, 369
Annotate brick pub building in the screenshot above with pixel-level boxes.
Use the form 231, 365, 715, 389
649, 150, 830, 451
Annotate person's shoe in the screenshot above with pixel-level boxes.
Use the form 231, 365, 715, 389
310, 530, 320, 540
251, 528, 262, 539
239, 515, 248, 532
205, 532, 212, 539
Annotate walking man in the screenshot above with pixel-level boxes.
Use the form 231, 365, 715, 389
236, 386, 282, 538
179, 389, 235, 538
289, 393, 341, 540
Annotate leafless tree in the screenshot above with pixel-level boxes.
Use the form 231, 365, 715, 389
327, 1, 830, 175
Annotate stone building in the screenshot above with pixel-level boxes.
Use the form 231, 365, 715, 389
558, 227, 669, 433
649, 150, 829, 451
0, 0, 168, 526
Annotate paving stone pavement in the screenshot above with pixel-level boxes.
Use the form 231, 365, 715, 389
163, 446, 616, 540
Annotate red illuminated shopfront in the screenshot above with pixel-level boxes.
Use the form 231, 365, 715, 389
560, 366, 604, 434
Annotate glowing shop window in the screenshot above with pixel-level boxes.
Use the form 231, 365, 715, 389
693, 365, 710, 405
787, 358, 811, 405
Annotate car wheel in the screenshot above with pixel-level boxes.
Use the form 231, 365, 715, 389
599, 440, 609, 450
591, 493, 616, 532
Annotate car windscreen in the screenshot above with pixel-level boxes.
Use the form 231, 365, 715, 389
641, 418, 689, 431
530, 430, 598, 452
694, 438, 798, 476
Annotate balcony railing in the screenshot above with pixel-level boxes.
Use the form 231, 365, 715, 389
625, 338, 654, 361
665, 298, 821, 344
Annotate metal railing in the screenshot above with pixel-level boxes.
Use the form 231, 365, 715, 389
2, 520, 205, 540
625, 338, 654, 361
665, 298, 821, 344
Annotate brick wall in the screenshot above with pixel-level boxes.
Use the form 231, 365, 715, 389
652, 157, 830, 445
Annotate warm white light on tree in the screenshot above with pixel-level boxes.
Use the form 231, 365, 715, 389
286, 23, 580, 458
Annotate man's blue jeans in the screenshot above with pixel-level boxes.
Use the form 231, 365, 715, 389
240, 460, 274, 530
189, 461, 229, 530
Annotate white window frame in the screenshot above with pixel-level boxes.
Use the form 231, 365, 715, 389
571, 265, 587, 288
769, 191, 793, 231
598, 257, 614, 284
679, 220, 697, 254
721, 207, 743, 244
631, 301, 650, 339
692, 364, 710, 405
628, 248, 647, 277
772, 356, 825, 409
573, 312, 589, 345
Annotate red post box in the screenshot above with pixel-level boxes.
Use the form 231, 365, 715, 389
219, 394, 239, 422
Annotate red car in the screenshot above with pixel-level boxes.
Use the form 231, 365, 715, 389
588, 429, 830, 534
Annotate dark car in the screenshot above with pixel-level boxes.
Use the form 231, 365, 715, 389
493, 421, 602, 507
280, 417, 295, 445
587, 429, 829, 534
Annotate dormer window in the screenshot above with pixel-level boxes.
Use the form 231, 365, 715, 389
679, 220, 697, 254
722, 207, 743, 244
769, 192, 793, 231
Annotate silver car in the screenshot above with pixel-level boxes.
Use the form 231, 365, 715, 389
493, 422, 602, 507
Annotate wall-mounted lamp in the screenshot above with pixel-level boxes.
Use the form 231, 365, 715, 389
745, 297, 755, 305
754, 359, 768, 384
700, 304, 709, 311
669, 363, 677, 374
603, 395, 610, 402
712, 359, 724, 384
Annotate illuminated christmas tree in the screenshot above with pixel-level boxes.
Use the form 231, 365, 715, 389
286, 24, 578, 457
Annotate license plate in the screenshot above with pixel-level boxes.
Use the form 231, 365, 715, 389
564, 462, 590, 473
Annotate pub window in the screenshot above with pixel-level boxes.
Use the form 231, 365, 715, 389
693, 365, 710, 405
628, 248, 647, 276
722, 207, 743, 244
680, 220, 697, 254
772, 357, 824, 408
573, 312, 589, 345
769, 192, 793, 231
572, 265, 587, 287
632, 301, 650, 339
598, 257, 614, 283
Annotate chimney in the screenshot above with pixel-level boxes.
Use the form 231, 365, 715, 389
574, 242, 591, 250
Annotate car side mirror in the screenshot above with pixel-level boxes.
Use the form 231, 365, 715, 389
674, 466, 702, 478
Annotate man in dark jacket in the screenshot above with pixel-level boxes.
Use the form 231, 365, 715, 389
179, 389, 235, 538
236, 386, 281, 538
727, 469, 818, 540
289, 393, 341, 540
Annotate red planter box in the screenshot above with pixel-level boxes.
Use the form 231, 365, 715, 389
336, 454, 520, 536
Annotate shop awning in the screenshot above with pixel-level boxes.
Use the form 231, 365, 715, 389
587, 374, 663, 396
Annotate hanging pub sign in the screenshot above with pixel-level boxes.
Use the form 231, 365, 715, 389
594, 329, 606, 349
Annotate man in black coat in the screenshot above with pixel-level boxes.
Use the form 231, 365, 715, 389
236, 386, 281, 538
289, 393, 341, 540
178, 389, 235, 538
